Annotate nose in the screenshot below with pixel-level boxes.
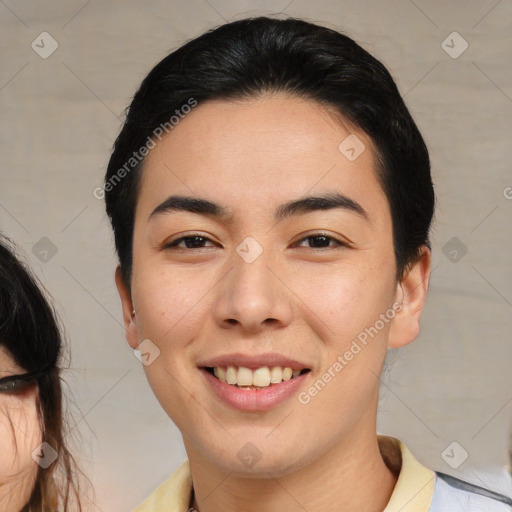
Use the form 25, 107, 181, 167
212, 248, 293, 332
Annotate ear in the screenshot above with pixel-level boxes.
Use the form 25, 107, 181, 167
388, 246, 431, 349
115, 266, 139, 350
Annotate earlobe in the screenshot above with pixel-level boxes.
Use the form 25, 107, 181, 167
114, 267, 139, 350
387, 246, 432, 349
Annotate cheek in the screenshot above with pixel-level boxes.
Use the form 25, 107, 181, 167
292, 262, 395, 414
291, 257, 396, 341
135, 264, 196, 325
132, 269, 206, 415
132, 262, 218, 353
0, 391, 41, 493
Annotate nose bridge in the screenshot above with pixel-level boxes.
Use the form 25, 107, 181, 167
213, 240, 292, 330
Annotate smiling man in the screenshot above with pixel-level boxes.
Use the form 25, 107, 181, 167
104, 16, 512, 512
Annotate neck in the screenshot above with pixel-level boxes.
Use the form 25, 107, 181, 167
186, 425, 398, 512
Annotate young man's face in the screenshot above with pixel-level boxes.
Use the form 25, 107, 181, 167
117, 94, 430, 476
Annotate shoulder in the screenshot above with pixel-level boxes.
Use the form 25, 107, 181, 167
430, 471, 512, 511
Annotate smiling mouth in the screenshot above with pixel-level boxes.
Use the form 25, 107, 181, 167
203, 365, 310, 389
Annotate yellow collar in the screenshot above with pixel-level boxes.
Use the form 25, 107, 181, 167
380, 436, 436, 511
134, 435, 435, 512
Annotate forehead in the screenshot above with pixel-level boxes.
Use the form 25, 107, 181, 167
136, 94, 390, 229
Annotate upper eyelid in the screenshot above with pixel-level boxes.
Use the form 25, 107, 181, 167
293, 233, 350, 246
164, 233, 219, 247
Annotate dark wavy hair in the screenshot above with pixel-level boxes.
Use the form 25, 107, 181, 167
0, 235, 84, 511
104, 16, 435, 286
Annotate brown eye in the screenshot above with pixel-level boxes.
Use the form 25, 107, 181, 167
164, 234, 217, 250
293, 233, 347, 249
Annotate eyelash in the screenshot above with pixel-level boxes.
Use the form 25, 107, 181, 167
0, 377, 36, 394
164, 232, 349, 251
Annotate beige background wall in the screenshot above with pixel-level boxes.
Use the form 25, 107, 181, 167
1, 1, 511, 510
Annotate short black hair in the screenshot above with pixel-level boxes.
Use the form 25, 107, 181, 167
105, 16, 435, 286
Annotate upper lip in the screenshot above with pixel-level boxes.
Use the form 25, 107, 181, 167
199, 352, 311, 370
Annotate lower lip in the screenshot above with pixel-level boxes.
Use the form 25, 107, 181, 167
200, 368, 309, 411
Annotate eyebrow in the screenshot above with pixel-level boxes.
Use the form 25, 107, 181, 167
149, 192, 369, 223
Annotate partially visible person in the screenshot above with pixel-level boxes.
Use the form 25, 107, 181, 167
0, 235, 84, 511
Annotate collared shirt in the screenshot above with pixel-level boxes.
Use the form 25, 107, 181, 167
133, 435, 512, 511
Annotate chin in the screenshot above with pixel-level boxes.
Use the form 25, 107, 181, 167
195, 436, 312, 479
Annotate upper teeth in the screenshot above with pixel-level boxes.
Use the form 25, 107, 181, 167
212, 366, 303, 387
